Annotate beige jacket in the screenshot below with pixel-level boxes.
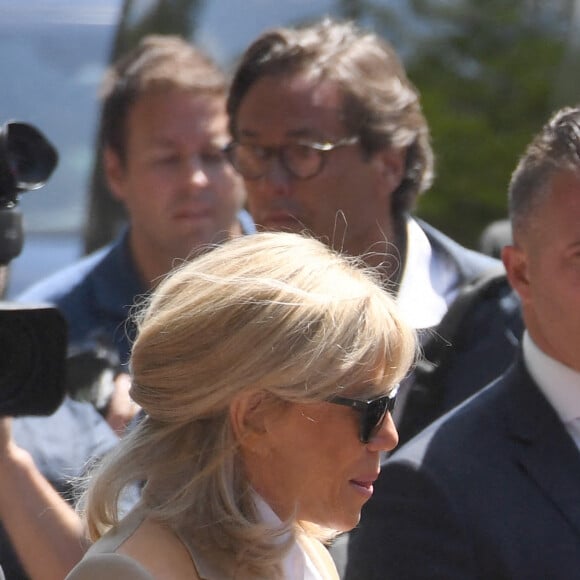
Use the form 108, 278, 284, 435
65, 508, 339, 580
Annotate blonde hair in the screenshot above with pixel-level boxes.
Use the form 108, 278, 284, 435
81, 232, 416, 577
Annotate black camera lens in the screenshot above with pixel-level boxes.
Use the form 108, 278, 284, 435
0, 122, 58, 205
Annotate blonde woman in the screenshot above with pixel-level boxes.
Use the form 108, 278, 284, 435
66, 232, 416, 580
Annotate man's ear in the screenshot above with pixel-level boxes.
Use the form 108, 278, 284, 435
372, 147, 406, 197
229, 391, 270, 455
103, 145, 127, 203
502, 244, 531, 304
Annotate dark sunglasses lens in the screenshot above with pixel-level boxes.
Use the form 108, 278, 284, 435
361, 397, 391, 443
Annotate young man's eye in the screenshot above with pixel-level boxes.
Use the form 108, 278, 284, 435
238, 144, 269, 161
154, 154, 180, 165
201, 149, 226, 164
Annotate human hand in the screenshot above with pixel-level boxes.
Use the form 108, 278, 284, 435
105, 373, 140, 436
0, 416, 33, 477
0, 417, 13, 458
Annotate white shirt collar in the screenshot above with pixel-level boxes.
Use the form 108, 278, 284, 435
252, 493, 323, 580
397, 218, 460, 329
522, 331, 580, 423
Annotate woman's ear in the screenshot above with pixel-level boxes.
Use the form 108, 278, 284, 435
229, 391, 270, 455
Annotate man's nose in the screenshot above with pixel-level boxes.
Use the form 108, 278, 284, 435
260, 155, 293, 196
187, 156, 210, 188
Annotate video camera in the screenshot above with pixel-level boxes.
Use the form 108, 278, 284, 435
0, 121, 68, 417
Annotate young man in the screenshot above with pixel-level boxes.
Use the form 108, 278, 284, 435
19, 34, 253, 431
19, 34, 251, 367
345, 106, 580, 579
1, 36, 252, 580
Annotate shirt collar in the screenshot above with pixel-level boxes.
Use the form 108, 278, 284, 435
523, 331, 580, 423
397, 218, 460, 329
252, 492, 323, 580
237, 208, 256, 234
253, 491, 284, 527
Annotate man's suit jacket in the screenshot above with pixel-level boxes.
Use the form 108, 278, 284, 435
399, 221, 523, 445
345, 356, 580, 579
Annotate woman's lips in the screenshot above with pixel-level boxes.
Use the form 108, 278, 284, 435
349, 478, 376, 499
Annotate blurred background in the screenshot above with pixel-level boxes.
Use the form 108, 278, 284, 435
2, 0, 579, 296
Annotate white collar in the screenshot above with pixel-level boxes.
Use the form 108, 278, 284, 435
396, 218, 460, 329
252, 493, 323, 580
523, 332, 580, 423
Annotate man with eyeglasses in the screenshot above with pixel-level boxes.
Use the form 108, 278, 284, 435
226, 18, 523, 576
227, 18, 521, 447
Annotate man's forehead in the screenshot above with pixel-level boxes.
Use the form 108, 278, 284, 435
286, 72, 343, 102
236, 73, 347, 138
129, 91, 228, 132
130, 89, 227, 117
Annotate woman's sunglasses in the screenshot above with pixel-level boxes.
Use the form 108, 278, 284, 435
328, 385, 399, 444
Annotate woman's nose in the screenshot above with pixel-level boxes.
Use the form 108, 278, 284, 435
367, 412, 399, 453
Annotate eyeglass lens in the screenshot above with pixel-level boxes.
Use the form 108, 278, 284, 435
228, 143, 324, 179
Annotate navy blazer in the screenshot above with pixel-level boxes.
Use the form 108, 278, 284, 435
17, 210, 256, 366
345, 356, 580, 579
399, 221, 523, 445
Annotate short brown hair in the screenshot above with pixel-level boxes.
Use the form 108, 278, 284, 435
227, 18, 434, 216
509, 106, 580, 235
100, 35, 227, 163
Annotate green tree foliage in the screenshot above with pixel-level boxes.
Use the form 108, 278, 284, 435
357, 0, 573, 248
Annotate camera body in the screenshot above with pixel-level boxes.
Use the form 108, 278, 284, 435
0, 121, 67, 417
